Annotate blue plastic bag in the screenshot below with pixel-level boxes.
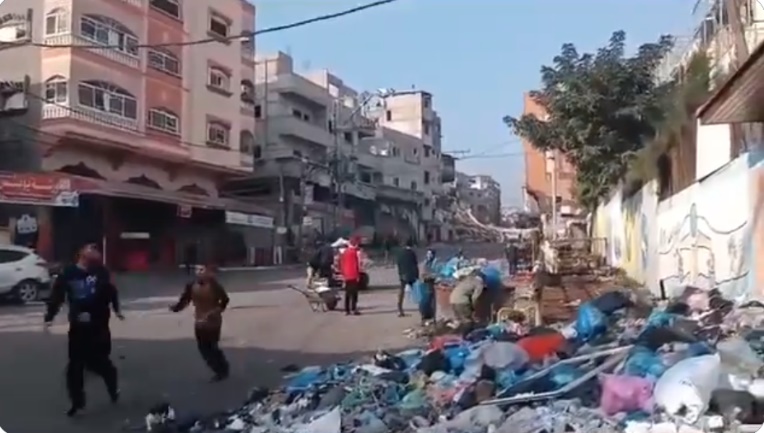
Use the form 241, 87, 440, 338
574, 302, 607, 342
439, 257, 460, 280
480, 266, 503, 292
623, 346, 666, 379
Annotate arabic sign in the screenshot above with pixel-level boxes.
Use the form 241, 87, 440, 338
0, 174, 80, 207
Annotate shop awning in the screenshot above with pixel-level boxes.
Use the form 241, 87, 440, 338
79, 176, 273, 216
0, 171, 273, 217
697, 41, 764, 125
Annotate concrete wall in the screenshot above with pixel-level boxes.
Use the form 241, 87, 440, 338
594, 152, 763, 300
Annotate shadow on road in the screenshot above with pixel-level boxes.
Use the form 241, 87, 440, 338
0, 330, 385, 433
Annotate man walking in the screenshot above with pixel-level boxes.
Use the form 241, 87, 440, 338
169, 264, 230, 381
340, 236, 362, 315
44, 244, 122, 417
396, 238, 419, 317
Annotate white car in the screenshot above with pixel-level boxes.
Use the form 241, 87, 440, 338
0, 245, 51, 303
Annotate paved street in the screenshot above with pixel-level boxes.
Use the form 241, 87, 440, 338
0, 266, 420, 433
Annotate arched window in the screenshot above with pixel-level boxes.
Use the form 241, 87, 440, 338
45, 8, 69, 36
78, 80, 137, 119
253, 145, 262, 159
147, 108, 179, 134
208, 66, 231, 92
80, 14, 138, 56
148, 48, 180, 75
241, 79, 254, 104
240, 130, 255, 153
44, 75, 68, 103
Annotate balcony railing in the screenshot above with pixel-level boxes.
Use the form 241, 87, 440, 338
270, 115, 334, 147
270, 74, 331, 107
44, 34, 140, 69
377, 184, 423, 204
42, 103, 140, 132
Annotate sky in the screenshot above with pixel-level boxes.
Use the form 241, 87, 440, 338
253, 0, 701, 206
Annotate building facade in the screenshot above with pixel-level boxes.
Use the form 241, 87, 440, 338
248, 52, 442, 244
0, 0, 274, 269
453, 172, 501, 225
521, 93, 577, 215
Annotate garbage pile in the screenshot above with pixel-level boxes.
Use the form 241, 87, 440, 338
145, 286, 764, 433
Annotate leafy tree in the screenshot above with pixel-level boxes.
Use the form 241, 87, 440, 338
504, 31, 674, 210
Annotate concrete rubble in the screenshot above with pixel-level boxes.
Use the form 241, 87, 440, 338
142, 260, 764, 433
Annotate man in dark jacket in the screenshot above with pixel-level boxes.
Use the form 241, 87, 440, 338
308, 243, 335, 281
44, 244, 122, 417
169, 264, 230, 381
505, 241, 519, 276
396, 238, 419, 317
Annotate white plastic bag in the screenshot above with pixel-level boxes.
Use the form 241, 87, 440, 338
653, 354, 721, 424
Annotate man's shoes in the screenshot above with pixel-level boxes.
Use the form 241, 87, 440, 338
66, 402, 85, 417
352, 310, 361, 315
398, 311, 406, 317
345, 311, 351, 315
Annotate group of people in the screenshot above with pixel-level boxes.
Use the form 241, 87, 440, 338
44, 244, 231, 417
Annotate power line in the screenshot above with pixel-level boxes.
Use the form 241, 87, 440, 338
13, 0, 398, 50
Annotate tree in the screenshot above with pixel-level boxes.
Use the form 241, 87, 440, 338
504, 31, 674, 210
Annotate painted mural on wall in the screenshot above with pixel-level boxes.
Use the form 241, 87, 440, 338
656, 168, 749, 299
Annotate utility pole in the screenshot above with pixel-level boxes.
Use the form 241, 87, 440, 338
331, 100, 341, 230
550, 152, 558, 240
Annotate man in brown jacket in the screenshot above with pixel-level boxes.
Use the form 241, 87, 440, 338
169, 264, 230, 381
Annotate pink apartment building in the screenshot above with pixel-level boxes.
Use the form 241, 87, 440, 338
0, 0, 274, 269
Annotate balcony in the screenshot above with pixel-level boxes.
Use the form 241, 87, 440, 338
270, 74, 331, 108
404, 153, 420, 165
118, 0, 142, 8
341, 182, 376, 201
377, 184, 423, 204
44, 34, 140, 69
270, 115, 334, 147
190, 146, 251, 172
42, 103, 140, 132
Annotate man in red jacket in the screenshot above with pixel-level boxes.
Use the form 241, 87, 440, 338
340, 236, 362, 315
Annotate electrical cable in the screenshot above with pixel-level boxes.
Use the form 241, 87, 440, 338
10, 0, 398, 50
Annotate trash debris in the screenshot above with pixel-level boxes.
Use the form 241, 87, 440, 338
139, 266, 764, 432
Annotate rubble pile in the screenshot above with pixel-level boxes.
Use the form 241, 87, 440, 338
145, 287, 764, 433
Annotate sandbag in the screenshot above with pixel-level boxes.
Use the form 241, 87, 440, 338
653, 354, 721, 424
599, 374, 654, 415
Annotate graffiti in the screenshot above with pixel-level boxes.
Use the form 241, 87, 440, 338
658, 202, 747, 297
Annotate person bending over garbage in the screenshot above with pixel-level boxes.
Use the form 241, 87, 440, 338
449, 268, 484, 325
44, 243, 122, 417
169, 264, 230, 381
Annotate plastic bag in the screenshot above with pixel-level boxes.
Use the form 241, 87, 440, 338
439, 257, 460, 280
574, 302, 607, 342
480, 266, 503, 292
599, 374, 654, 415
717, 337, 764, 376
624, 346, 666, 379
653, 354, 721, 424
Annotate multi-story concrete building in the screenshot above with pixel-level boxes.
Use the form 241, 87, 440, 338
453, 172, 501, 225
0, 0, 274, 269
367, 90, 444, 240
521, 93, 577, 215
249, 52, 437, 243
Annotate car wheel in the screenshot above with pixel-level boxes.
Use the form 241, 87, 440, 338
13, 280, 39, 304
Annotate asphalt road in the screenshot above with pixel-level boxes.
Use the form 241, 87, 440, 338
0, 266, 421, 433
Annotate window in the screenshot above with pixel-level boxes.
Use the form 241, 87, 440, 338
241, 80, 254, 104
343, 132, 353, 143
393, 177, 399, 187
80, 15, 138, 56
206, 122, 229, 146
385, 110, 392, 121
423, 95, 430, 108
423, 121, 430, 135
208, 67, 230, 91
45, 9, 69, 35
424, 146, 431, 158
240, 130, 255, 153
424, 171, 430, 185
78, 81, 137, 119
150, 0, 180, 18
411, 181, 417, 191
253, 145, 262, 159
413, 148, 418, 156
148, 49, 180, 75
0, 249, 27, 264
254, 105, 262, 118
147, 108, 179, 134
44, 77, 68, 103
209, 13, 230, 38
